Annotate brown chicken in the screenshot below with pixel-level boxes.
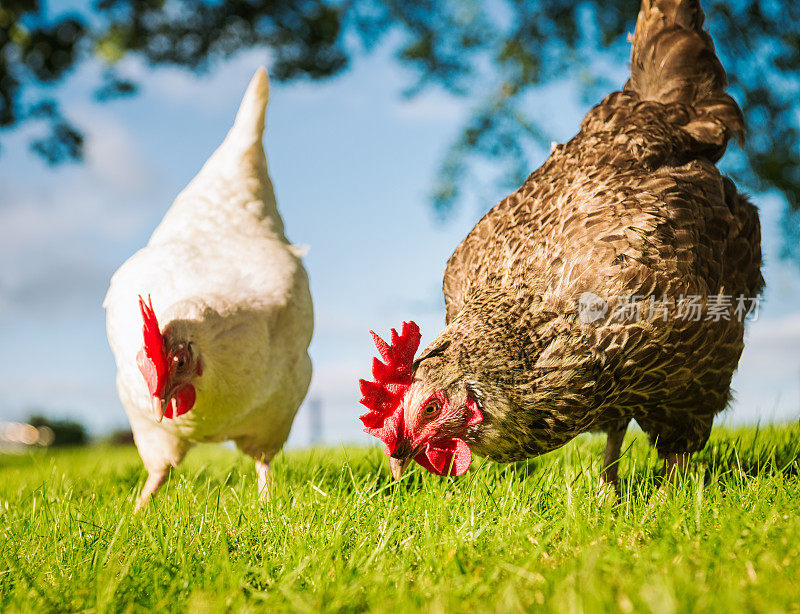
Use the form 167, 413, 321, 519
359, 0, 763, 492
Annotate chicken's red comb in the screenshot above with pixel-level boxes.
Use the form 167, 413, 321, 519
359, 321, 421, 454
136, 295, 168, 397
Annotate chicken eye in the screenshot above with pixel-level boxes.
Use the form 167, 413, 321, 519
173, 350, 189, 371
422, 401, 441, 418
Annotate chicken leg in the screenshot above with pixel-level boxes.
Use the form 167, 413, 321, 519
256, 460, 271, 503
597, 421, 628, 505
662, 452, 690, 485
135, 469, 169, 511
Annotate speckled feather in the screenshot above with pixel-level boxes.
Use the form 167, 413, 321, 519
427, 0, 763, 462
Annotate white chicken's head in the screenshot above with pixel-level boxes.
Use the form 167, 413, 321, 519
136, 295, 203, 422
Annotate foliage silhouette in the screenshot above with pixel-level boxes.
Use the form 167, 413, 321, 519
2, 1, 798, 249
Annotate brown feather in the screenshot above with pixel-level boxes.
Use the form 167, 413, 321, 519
427, 0, 763, 465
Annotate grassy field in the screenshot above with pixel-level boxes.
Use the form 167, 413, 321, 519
1, 424, 799, 613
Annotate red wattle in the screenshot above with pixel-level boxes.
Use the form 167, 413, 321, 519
414, 438, 472, 476
163, 385, 196, 419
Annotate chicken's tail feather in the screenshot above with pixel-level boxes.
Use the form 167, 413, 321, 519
163, 65, 285, 237
625, 0, 743, 154
219, 67, 270, 165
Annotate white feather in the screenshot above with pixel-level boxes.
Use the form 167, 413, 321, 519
104, 67, 313, 475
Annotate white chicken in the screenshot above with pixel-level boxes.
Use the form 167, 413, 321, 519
104, 68, 313, 508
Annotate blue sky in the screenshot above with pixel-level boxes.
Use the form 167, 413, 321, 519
1, 33, 798, 448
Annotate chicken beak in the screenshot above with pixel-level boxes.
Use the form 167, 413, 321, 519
389, 456, 411, 480
151, 397, 164, 423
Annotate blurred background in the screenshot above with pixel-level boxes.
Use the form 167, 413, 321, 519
1, 0, 799, 450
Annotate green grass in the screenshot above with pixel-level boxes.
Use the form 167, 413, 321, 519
2, 424, 800, 613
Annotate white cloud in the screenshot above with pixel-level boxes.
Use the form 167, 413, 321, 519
119, 50, 272, 114
0, 109, 163, 316
77, 110, 155, 193
729, 312, 800, 423
391, 90, 467, 123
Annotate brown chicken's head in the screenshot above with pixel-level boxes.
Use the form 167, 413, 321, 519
359, 321, 482, 480
136, 295, 203, 422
